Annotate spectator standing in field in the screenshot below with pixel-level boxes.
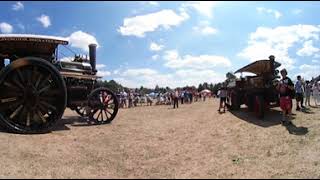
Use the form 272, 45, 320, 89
312, 81, 320, 106
277, 69, 294, 126
295, 75, 305, 111
217, 85, 227, 113
173, 89, 179, 109
305, 80, 312, 106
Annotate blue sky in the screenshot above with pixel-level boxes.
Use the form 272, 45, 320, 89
0, 1, 320, 88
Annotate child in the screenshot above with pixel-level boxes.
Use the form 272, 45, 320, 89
277, 69, 294, 126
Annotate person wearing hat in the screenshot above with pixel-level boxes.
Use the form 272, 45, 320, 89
277, 68, 294, 126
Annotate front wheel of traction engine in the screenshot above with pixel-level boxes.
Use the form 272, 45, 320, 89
0, 57, 67, 134
88, 88, 119, 124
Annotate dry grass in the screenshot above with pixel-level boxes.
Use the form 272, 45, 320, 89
0, 98, 319, 178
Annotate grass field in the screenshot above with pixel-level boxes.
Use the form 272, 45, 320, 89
0, 98, 319, 178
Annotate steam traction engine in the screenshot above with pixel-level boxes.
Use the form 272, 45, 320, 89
225, 57, 281, 119
0, 34, 119, 134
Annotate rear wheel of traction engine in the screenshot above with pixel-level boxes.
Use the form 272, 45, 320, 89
0, 57, 67, 134
231, 90, 240, 110
254, 95, 264, 119
88, 87, 119, 124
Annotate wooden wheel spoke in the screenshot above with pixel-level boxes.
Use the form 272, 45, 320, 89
12, 76, 25, 90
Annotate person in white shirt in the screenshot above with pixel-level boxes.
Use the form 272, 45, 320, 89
312, 82, 320, 106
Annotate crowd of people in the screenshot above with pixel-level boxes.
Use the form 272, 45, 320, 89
116, 88, 213, 109
271, 69, 319, 126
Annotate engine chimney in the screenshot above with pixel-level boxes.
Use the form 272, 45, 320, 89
89, 44, 97, 73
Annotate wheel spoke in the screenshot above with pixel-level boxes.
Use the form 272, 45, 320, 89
26, 112, 30, 126
36, 110, 46, 123
4, 82, 18, 89
12, 76, 25, 90
38, 84, 52, 94
40, 89, 61, 97
96, 110, 102, 120
37, 75, 50, 90
0, 97, 18, 103
16, 69, 26, 86
9, 104, 23, 119
40, 101, 57, 112
34, 74, 43, 89
104, 110, 109, 120
100, 110, 104, 121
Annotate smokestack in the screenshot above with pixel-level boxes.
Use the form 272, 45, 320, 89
89, 44, 97, 73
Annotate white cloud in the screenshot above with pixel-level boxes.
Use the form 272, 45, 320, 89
193, 21, 218, 35
297, 40, 320, 56
0, 22, 13, 34
118, 9, 189, 37
297, 64, 320, 80
312, 59, 320, 64
66, 31, 99, 52
122, 68, 158, 77
152, 54, 159, 60
147, 1, 159, 6
12, 2, 24, 11
163, 50, 231, 69
60, 57, 73, 62
150, 42, 164, 51
114, 67, 225, 89
292, 9, 303, 15
36, 14, 51, 28
96, 64, 106, 70
97, 70, 111, 77
238, 25, 320, 70
182, 1, 218, 18
257, 7, 282, 19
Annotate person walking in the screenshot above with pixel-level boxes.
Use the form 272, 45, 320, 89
277, 68, 294, 126
305, 80, 312, 106
295, 75, 305, 111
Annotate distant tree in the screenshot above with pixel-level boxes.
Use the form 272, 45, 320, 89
155, 85, 160, 93
198, 83, 204, 92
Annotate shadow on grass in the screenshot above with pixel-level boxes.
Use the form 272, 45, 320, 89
285, 122, 309, 135
228, 107, 287, 128
228, 107, 309, 135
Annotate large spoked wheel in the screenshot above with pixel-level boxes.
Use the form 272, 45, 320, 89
88, 88, 119, 124
0, 57, 67, 134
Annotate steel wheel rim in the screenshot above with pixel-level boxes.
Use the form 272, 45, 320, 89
0, 59, 66, 132
89, 88, 118, 124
